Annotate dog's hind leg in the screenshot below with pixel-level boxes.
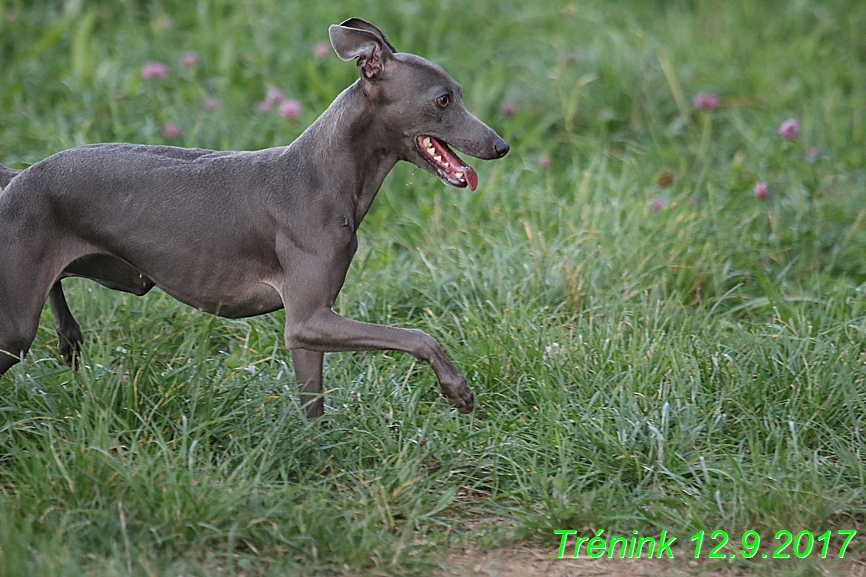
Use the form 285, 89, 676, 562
47, 281, 83, 368
0, 220, 68, 376
0, 290, 44, 375
0, 275, 66, 375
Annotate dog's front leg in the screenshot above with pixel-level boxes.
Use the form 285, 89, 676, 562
284, 309, 474, 414
292, 348, 325, 418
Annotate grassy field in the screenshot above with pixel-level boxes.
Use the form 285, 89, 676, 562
2, 0, 866, 575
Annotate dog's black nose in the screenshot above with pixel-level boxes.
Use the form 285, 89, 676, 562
494, 136, 510, 158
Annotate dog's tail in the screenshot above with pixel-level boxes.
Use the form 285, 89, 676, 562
0, 165, 22, 191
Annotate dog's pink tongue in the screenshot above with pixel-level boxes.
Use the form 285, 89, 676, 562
465, 166, 478, 191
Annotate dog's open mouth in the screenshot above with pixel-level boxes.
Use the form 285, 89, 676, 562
416, 135, 478, 191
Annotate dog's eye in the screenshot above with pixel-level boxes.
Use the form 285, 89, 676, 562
436, 94, 451, 108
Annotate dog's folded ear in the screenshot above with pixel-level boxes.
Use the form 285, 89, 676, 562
337, 19, 397, 53
329, 18, 395, 80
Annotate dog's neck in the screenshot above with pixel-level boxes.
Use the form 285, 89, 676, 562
289, 81, 400, 229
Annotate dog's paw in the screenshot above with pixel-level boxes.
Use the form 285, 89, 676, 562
442, 378, 475, 413
59, 341, 80, 370
57, 329, 82, 370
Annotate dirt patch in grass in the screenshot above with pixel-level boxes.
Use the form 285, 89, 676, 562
436, 543, 865, 577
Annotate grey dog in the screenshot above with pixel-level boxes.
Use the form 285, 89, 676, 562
0, 18, 509, 417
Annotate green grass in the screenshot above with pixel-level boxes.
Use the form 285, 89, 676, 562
2, 0, 866, 575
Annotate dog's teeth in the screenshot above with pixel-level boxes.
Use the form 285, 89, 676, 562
434, 155, 442, 162
455, 171, 463, 179
427, 147, 436, 155
422, 137, 431, 147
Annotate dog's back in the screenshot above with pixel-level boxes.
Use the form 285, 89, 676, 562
0, 165, 21, 189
